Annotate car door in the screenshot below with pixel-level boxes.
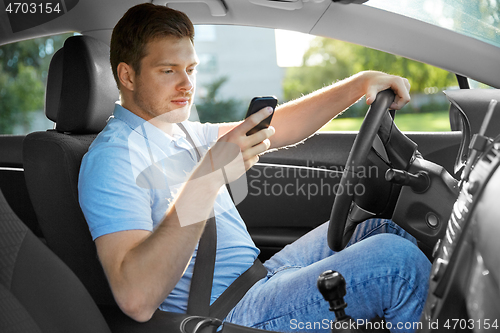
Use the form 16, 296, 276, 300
237, 129, 462, 260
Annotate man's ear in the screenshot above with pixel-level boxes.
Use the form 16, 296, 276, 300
117, 62, 135, 91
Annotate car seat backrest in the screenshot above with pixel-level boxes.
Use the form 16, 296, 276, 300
0, 188, 111, 333
23, 35, 119, 306
0, 134, 41, 238
44, 35, 118, 133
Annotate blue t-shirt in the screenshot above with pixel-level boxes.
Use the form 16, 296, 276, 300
78, 104, 260, 313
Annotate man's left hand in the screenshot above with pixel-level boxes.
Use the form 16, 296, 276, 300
362, 71, 411, 110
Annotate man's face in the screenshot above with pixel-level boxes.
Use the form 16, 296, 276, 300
131, 36, 198, 124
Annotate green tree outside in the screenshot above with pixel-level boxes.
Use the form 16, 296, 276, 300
195, 76, 245, 123
283, 38, 456, 117
0, 33, 73, 133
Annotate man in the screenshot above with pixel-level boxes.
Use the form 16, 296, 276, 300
79, 3, 431, 332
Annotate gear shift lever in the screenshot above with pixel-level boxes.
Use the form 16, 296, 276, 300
317, 270, 363, 333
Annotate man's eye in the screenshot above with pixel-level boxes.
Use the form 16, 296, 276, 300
163, 70, 173, 74
187, 68, 197, 75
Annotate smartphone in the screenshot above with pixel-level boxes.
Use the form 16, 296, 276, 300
245, 96, 278, 136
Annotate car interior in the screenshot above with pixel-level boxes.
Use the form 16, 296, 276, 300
1, 1, 500, 332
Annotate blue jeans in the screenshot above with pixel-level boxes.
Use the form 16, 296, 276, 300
225, 219, 431, 333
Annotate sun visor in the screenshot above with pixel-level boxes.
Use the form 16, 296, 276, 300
4, 0, 79, 33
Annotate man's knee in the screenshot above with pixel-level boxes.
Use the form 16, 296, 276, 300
365, 233, 429, 266
373, 233, 431, 281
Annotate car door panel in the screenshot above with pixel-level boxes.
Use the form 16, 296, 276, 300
239, 130, 461, 259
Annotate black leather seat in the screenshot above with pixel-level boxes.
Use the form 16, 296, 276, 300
0, 188, 111, 333
23, 35, 119, 307
0, 186, 215, 333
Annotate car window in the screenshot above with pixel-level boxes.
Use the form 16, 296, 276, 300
365, 0, 500, 49
193, 25, 284, 124
193, 25, 460, 132
1, 27, 474, 134
0, 33, 73, 135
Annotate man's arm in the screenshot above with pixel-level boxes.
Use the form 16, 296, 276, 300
95, 170, 219, 322
218, 71, 410, 149
269, 71, 410, 149
94, 108, 274, 322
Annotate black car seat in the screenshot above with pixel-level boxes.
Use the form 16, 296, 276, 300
23, 35, 119, 307
0, 186, 214, 333
0, 188, 111, 333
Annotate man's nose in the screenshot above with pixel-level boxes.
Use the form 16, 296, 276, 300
177, 71, 194, 92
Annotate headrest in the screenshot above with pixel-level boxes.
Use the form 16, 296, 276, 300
45, 35, 119, 134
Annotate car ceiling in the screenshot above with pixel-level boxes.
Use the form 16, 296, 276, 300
1, 0, 500, 88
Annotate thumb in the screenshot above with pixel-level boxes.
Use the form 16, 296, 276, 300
365, 88, 378, 105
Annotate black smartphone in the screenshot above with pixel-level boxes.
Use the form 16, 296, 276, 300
245, 96, 278, 136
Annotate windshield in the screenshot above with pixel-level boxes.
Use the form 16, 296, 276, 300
364, 0, 500, 49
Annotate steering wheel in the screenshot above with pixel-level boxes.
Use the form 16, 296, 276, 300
328, 89, 418, 252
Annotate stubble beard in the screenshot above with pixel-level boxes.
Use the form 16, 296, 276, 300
133, 88, 193, 125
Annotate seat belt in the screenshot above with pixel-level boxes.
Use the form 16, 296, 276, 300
177, 123, 216, 317
177, 123, 267, 320
188, 217, 217, 317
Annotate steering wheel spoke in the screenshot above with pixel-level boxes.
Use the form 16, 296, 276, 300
348, 202, 376, 223
328, 89, 418, 251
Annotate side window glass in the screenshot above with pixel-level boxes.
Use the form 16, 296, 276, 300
4, 29, 478, 134
282, 36, 456, 132
0, 33, 73, 134
193, 25, 283, 124
194, 25, 460, 132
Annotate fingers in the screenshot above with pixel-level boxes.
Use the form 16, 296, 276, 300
403, 77, 411, 91
246, 126, 274, 148
211, 112, 275, 182
241, 138, 271, 161
244, 155, 260, 170
239, 106, 274, 135
390, 77, 411, 110
219, 105, 275, 147
229, 107, 275, 151
365, 73, 411, 110
365, 86, 379, 106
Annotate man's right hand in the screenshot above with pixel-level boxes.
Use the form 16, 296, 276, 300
204, 106, 275, 185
